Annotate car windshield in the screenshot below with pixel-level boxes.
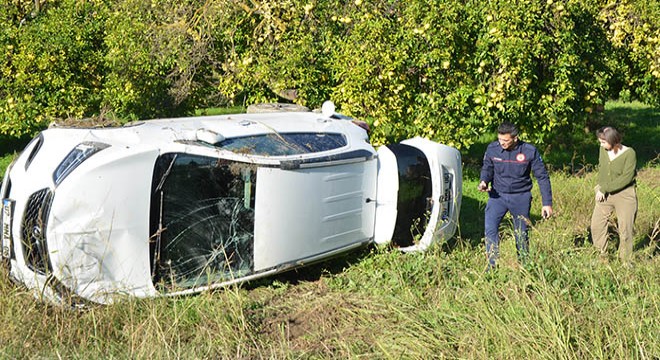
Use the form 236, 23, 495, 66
216, 132, 347, 156
149, 153, 255, 290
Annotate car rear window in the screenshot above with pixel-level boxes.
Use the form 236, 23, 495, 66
217, 132, 347, 156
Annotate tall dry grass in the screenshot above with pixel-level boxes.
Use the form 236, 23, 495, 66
0, 102, 658, 358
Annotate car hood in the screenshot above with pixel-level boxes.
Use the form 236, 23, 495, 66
46, 146, 160, 302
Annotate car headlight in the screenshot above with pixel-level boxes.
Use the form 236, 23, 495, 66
53, 142, 110, 185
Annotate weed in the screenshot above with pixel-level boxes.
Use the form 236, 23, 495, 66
0, 102, 658, 358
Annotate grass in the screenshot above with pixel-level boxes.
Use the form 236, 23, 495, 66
0, 135, 29, 174
0, 102, 659, 358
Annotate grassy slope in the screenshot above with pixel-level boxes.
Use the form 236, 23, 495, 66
0, 102, 658, 359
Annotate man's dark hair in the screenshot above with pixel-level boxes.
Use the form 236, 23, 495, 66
497, 122, 518, 137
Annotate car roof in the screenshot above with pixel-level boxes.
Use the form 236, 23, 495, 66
47, 110, 365, 145
43, 110, 372, 162
134, 111, 348, 139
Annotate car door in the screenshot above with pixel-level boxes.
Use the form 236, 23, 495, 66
252, 157, 378, 271
374, 137, 462, 252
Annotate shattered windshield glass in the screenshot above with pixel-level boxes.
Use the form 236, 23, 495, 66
216, 132, 347, 156
150, 153, 255, 290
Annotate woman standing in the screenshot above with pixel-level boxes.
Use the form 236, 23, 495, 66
591, 126, 637, 264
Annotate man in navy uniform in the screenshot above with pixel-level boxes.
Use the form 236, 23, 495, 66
478, 122, 553, 269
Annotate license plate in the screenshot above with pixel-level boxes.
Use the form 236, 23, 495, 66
2, 198, 13, 259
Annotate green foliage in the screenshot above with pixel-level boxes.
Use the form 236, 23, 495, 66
599, 0, 660, 106
101, 0, 218, 120
205, 0, 648, 148
1, 0, 659, 147
0, 153, 17, 177
0, 0, 222, 137
0, 0, 108, 136
208, 0, 339, 106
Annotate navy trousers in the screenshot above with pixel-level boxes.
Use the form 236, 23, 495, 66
484, 190, 532, 268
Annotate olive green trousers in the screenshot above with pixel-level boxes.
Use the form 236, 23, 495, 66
591, 186, 637, 262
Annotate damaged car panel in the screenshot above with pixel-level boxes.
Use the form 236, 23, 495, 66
373, 138, 462, 252
0, 103, 462, 305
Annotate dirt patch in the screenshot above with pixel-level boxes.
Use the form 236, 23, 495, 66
252, 280, 377, 354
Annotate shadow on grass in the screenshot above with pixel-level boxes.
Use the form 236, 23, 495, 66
0, 135, 31, 157
243, 245, 375, 290
574, 222, 659, 259
604, 104, 660, 169
542, 103, 660, 171
634, 223, 660, 257
443, 194, 485, 252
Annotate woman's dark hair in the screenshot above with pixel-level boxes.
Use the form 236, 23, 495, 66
497, 122, 519, 137
596, 126, 623, 147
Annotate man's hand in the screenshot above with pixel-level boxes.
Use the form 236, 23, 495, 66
595, 190, 606, 202
541, 206, 553, 219
478, 181, 490, 192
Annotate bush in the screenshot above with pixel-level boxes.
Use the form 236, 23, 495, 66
208, 0, 625, 148
101, 0, 219, 120
0, 0, 219, 136
0, 0, 658, 148
599, 0, 660, 107
0, 0, 108, 136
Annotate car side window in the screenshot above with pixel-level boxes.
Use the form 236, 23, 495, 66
149, 153, 255, 290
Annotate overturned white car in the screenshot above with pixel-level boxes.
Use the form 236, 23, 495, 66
1, 103, 461, 305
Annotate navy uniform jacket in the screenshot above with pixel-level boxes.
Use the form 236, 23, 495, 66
480, 140, 553, 206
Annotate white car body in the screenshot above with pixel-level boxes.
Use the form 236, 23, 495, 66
1, 106, 461, 305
